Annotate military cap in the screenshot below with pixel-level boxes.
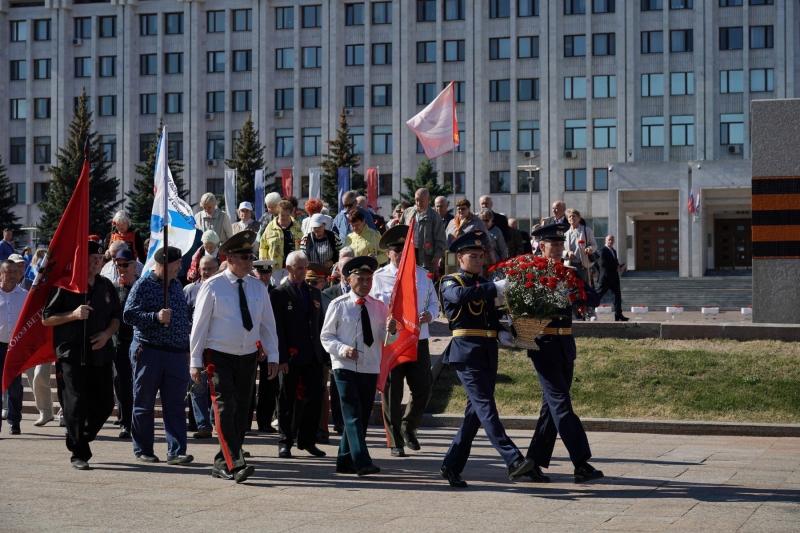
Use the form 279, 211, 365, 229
220, 230, 257, 255
154, 245, 182, 264
253, 259, 273, 272
531, 222, 569, 242
448, 231, 487, 253
305, 262, 328, 280
379, 224, 408, 251
342, 256, 378, 277
87, 240, 104, 256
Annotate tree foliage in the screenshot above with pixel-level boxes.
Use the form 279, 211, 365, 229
320, 109, 362, 208
0, 157, 21, 231
400, 158, 452, 205
225, 116, 275, 204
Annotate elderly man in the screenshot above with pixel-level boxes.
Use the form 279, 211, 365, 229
479, 195, 510, 242
479, 209, 509, 261
446, 199, 493, 262
42, 240, 121, 470
596, 235, 628, 322
194, 192, 233, 244
190, 230, 279, 483
0, 229, 15, 260
402, 188, 447, 272
370, 225, 439, 457
111, 248, 139, 439
232, 202, 259, 234
331, 190, 376, 240
257, 192, 283, 240
434, 196, 453, 226
0, 261, 25, 435
542, 200, 567, 226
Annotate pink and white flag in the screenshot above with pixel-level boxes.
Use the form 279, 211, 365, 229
406, 81, 460, 159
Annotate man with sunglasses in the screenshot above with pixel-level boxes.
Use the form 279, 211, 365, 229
111, 248, 139, 439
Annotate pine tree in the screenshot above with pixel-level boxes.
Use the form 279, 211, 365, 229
225, 115, 275, 205
126, 125, 187, 235
38, 89, 121, 240
400, 158, 452, 204
0, 156, 21, 231
320, 109, 362, 208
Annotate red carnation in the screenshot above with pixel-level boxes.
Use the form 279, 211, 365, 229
427, 272, 434, 279
525, 272, 534, 281
288, 347, 299, 357
524, 281, 534, 289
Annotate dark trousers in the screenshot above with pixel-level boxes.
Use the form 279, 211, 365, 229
255, 360, 279, 430
597, 283, 623, 317
443, 357, 522, 474
526, 347, 591, 468
114, 338, 134, 431
278, 362, 323, 449
382, 339, 432, 448
210, 351, 257, 472
0, 343, 23, 430
333, 369, 377, 470
130, 342, 189, 458
60, 360, 115, 461
329, 370, 343, 429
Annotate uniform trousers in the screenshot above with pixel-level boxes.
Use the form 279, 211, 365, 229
255, 359, 279, 430
59, 360, 115, 461
333, 369, 377, 470
114, 338, 133, 431
24, 364, 54, 419
0, 343, 23, 430
278, 361, 323, 449
209, 350, 257, 472
381, 339, 432, 448
526, 343, 591, 468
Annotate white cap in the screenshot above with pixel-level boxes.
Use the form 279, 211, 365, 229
309, 213, 327, 228
238, 201, 254, 211
201, 230, 220, 244
7, 254, 24, 263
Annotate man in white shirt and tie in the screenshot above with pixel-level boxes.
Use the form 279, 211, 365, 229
190, 230, 279, 483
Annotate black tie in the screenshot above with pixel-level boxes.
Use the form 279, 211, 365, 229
237, 279, 253, 331
360, 302, 374, 347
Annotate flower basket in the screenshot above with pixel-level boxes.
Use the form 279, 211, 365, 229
511, 316, 551, 349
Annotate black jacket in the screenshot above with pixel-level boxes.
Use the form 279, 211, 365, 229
597, 246, 621, 289
270, 282, 326, 366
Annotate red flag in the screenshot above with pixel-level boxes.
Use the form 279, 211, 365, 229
2, 158, 89, 391
377, 220, 420, 392
366, 167, 379, 209
281, 168, 293, 198
406, 81, 459, 159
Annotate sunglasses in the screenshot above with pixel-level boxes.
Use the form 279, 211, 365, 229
234, 253, 256, 261
115, 262, 131, 268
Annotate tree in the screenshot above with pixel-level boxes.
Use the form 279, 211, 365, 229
0, 157, 21, 231
38, 89, 121, 241
320, 109, 362, 208
125, 125, 188, 236
400, 158, 452, 205
226, 115, 275, 204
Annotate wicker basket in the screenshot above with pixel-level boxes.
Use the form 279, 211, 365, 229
511, 316, 551, 349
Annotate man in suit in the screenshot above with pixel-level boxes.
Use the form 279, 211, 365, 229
479, 195, 510, 242
541, 200, 567, 226
596, 235, 628, 321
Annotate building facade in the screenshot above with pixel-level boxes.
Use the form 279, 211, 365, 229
1, 0, 797, 275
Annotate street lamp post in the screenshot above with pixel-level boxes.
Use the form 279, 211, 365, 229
518, 152, 540, 233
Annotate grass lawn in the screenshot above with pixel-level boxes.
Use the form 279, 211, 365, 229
428, 338, 800, 423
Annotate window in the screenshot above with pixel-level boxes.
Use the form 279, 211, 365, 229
232, 90, 251, 112
519, 120, 540, 151
34, 19, 51, 41
10, 138, 25, 165
349, 126, 364, 154
302, 87, 321, 109
10, 20, 27, 42
275, 88, 294, 110
670, 29, 693, 52
450, 81, 465, 103
168, 132, 183, 161
719, 27, 743, 50
518, 36, 539, 58
276, 48, 294, 70
565, 0, 586, 14
417, 0, 436, 21
165, 12, 183, 35
345, 85, 364, 108
593, 33, 615, 56
302, 5, 321, 28
140, 93, 157, 115
490, 122, 511, 152
670, 0, 693, 8
720, 69, 744, 93
233, 50, 252, 72
443, 172, 465, 193
11, 183, 26, 205
490, 171, 511, 194
34, 97, 50, 119
593, 168, 609, 190
34, 59, 50, 80
670, 115, 694, 146
345, 3, 365, 25
10, 99, 27, 120
138, 133, 156, 161
206, 179, 224, 196
206, 131, 224, 160
275, 129, 294, 157
489, 37, 511, 60
207, 91, 224, 113
719, 0, 743, 5
208, 10, 225, 32
720, 113, 744, 145
232, 9, 252, 31
372, 43, 392, 65
564, 34, 586, 57
417, 83, 436, 106
372, 126, 393, 154
565, 169, 587, 191
593, 118, 617, 148
164, 93, 182, 114
207, 51, 225, 73
33, 136, 51, 165
140, 53, 157, 76
641, 116, 665, 147
98, 95, 116, 117
444, 0, 465, 20
140, 14, 157, 36
593, 0, 615, 13
749, 0, 773, 4
670, 72, 695, 95
519, 0, 540, 16
518, 169, 540, 193
593, 75, 616, 98
371, 84, 392, 107
74, 57, 91, 78
99, 56, 116, 77
164, 52, 182, 74
343, 44, 364, 67
417, 41, 436, 63
74, 17, 91, 39
641, 31, 663, 53
444, 40, 465, 61
302, 47, 321, 68
750, 25, 773, 49
641, 73, 664, 96
302, 128, 321, 156
565, 119, 587, 149
641, 0, 663, 9
490, 79, 510, 102
379, 173, 395, 195
276, 7, 294, 29
33, 182, 50, 203
750, 68, 774, 92
490, 0, 510, 18
518, 78, 539, 101
99, 16, 115, 38
372, 2, 392, 24
564, 76, 587, 99
98, 135, 116, 162
10, 60, 26, 81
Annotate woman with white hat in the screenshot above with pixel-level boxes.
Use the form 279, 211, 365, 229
301, 213, 341, 271
232, 202, 259, 234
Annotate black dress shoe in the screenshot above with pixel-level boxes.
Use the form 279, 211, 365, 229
234, 465, 255, 483
211, 466, 234, 480
258, 425, 278, 434
278, 445, 292, 458
574, 462, 604, 483
336, 463, 357, 474
316, 431, 330, 444
508, 457, 536, 480
524, 465, 551, 483
440, 466, 468, 488
390, 447, 406, 457
402, 431, 421, 451
333, 425, 344, 435
356, 464, 381, 476
10, 426, 20, 435
615, 315, 630, 322
300, 444, 327, 457
118, 429, 131, 439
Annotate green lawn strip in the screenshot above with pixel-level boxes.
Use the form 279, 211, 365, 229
429, 338, 800, 423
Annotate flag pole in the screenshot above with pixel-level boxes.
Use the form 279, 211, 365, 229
161, 127, 169, 310
82, 138, 90, 367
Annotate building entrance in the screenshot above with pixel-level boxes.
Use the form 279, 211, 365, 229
635, 220, 679, 271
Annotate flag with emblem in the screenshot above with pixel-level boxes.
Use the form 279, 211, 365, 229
406, 81, 460, 159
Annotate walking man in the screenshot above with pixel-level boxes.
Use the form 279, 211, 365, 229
596, 235, 628, 321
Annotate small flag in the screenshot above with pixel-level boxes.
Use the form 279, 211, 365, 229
223, 168, 237, 222
254, 169, 265, 220
281, 167, 293, 198
366, 167, 379, 209
308, 167, 322, 200
406, 81, 460, 159
337, 167, 351, 210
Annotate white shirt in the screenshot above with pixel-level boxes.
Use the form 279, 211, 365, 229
321, 292, 388, 374
0, 285, 27, 343
190, 269, 279, 368
370, 263, 439, 340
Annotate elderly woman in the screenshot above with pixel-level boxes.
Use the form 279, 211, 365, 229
194, 193, 233, 244
260, 199, 303, 284
301, 213, 341, 271
232, 201, 259, 234
187, 230, 224, 283
301, 199, 325, 234
479, 208, 509, 262
564, 208, 597, 283
386, 201, 409, 230
105, 210, 146, 261
345, 210, 386, 265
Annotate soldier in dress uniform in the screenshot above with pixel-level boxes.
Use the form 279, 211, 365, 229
525, 222, 604, 483
438, 232, 536, 488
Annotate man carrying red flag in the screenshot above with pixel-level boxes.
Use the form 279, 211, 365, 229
370, 224, 437, 457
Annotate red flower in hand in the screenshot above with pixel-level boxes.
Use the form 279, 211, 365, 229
288, 347, 299, 358
578, 239, 585, 246
356, 297, 365, 305
426, 272, 434, 279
